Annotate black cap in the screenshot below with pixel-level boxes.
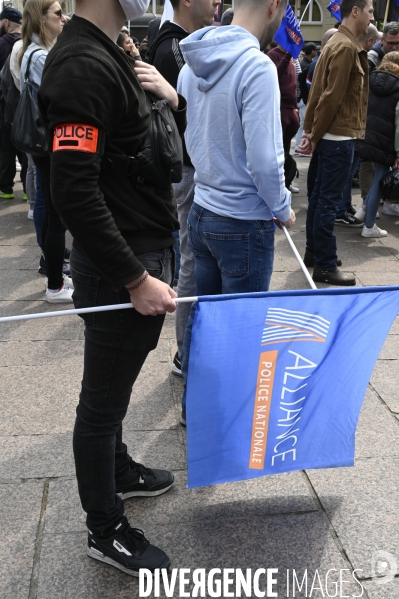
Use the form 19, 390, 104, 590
303, 42, 317, 54
0, 7, 22, 24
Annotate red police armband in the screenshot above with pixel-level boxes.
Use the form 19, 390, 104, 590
53, 124, 99, 153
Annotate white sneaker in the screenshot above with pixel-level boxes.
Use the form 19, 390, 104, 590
44, 274, 73, 290
27, 209, 34, 220
354, 206, 366, 222
382, 202, 399, 216
361, 224, 388, 238
45, 284, 74, 304
290, 185, 299, 193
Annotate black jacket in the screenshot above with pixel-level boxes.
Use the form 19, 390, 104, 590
0, 32, 20, 70
38, 16, 186, 289
150, 21, 192, 166
356, 68, 399, 166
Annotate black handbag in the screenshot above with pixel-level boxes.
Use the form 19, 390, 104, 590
11, 48, 49, 156
379, 168, 399, 204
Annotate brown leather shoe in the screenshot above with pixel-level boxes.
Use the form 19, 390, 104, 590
303, 253, 342, 267
312, 267, 355, 286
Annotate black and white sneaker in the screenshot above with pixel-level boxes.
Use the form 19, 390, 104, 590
116, 458, 174, 500
172, 352, 183, 377
335, 211, 363, 227
87, 516, 170, 576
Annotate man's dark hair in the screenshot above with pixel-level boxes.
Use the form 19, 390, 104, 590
340, 0, 368, 19
383, 22, 399, 36
170, 0, 180, 8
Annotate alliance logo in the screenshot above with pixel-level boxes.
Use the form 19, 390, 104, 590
261, 308, 330, 345
249, 309, 330, 470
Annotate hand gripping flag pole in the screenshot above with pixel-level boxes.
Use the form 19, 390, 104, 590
0, 229, 315, 324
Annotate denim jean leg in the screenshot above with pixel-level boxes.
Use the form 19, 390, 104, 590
174, 166, 196, 357
312, 139, 354, 270
70, 247, 172, 535
364, 163, 391, 228
306, 150, 323, 256
181, 203, 275, 412
339, 154, 361, 215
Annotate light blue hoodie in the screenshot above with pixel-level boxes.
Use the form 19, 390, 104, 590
178, 25, 291, 223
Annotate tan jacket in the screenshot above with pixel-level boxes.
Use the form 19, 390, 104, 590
304, 25, 369, 143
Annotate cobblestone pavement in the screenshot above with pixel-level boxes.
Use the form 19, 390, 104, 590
1, 158, 399, 598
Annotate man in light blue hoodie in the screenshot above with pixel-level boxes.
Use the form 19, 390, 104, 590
177, 0, 295, 298
177, 0, 295, 423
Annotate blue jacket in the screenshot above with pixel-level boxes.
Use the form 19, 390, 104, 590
177, 25, 291, 223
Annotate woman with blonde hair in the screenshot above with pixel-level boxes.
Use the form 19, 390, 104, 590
356, 51, 399, 237
19, 0, 72, 302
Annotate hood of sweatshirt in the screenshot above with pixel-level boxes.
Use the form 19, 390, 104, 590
370, 68, 399, 97
179, 25, 260, 92
371, 40, 384, 59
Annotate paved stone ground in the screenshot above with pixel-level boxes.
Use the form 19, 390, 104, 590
1, 158, 399, 599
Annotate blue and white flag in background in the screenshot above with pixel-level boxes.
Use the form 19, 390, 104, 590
185, 286, 399, 488
327, 0, 342, 22
274, 4, 304, 59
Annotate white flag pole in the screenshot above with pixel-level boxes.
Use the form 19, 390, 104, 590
0, 296, 198, 324
0, 228, 316, 324
282, 225, 317, 290
298, 0, 312, 25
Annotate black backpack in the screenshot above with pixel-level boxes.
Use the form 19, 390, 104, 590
102, 92, 183, 189
0, 44, 21, 125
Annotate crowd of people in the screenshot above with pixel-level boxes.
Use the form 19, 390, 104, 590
0, 0, 397, 581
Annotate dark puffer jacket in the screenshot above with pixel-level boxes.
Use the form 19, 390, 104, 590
356, 63, 399, 166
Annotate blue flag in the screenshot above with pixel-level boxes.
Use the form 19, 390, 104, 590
274, 4, 304, 59
327, 0, 342, 22
186, 286, 399, 488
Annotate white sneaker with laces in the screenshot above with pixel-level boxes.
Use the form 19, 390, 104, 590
382, 202, 399, 216
45, 284, 74, 304
290, 185, 299, 193
44, 274, 74, 290
354, 206, 366, 222
361, 224, 388, 238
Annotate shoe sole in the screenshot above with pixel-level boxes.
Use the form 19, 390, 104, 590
87, 546, 170, 576
171, 364, 183, 377
117, 481, 174, 500
334, 222, 363, 228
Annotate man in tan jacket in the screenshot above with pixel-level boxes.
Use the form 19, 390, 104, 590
299, 0, 374, 286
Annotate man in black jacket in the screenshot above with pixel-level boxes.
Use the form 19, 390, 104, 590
150, 0, 220, 382
39, 0, 187, 577
0, 7, 27, 202
0, 7, 22, 70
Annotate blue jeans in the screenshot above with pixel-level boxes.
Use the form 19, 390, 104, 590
181, 202, 275, 411
187, 202, 275, 296
364, 162, 391, 228
32, 164, 46, 250
70, 247, 173, 534
306, 138, 354, 270
338, 153, 361, 216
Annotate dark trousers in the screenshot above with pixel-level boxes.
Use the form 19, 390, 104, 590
33, 155, 66, 289
306, 138, 354, 270
0, 121, 27, 193
70, 247, 173, 535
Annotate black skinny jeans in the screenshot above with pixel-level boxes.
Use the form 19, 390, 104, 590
70, 247, 174, 535
0, 121, 28, 194
33, 155, 66, 290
